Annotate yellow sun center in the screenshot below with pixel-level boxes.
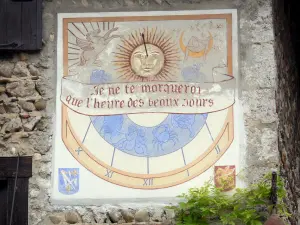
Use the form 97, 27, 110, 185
130, 44, 165, 78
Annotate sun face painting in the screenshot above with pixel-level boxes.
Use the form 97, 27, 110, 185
52, 10, 240, 203
114, 28, 180, 81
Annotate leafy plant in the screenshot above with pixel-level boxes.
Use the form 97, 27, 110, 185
167, 172, 290, 225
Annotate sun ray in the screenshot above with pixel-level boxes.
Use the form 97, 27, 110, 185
113, 51, 130, 57
90, 22, 95, 30
68, 46, 81, 51
68, 42, 79, 47
82, 23, 88, 33
68, 62, 79, 68
68, 29, 78, 38
72, 23, 85, 36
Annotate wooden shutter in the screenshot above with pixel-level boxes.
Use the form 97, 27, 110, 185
0, 0, 42, 51
0, 156, 32, 225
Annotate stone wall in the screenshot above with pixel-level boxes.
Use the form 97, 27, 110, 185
0, 0, 279, 224
273, 0, 300, 224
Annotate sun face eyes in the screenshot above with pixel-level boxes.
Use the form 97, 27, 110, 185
134, 52, 160, 59
134, 52, 146, 59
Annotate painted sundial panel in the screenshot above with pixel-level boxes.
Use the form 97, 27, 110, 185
52, 10, 240, 202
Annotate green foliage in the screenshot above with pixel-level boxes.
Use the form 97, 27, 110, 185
167, 172, 290, 225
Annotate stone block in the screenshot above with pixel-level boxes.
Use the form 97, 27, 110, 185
241, 89, 277, 124
23, 116, 42, 131
6, 80, 38, 98
35, 99, 47, 111
135, 209, 150, 222
0, 61, 14, 78
28, 64, 41, 76
4, 117, 22, 133
13, 61, 30, 77
121, 209, 135, 223
20, 101, 36, 112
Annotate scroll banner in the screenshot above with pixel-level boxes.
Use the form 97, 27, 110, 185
60, 73, 236, 116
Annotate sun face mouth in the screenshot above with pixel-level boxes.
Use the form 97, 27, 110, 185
143, 68, 152, 71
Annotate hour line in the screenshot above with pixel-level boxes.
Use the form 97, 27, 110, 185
111, 148, 116, 167
181, 148, 189, 176
76, 121, 92, 156
82, 121, 92, 144
147, 157, 150, 174
205, 122, 221, 154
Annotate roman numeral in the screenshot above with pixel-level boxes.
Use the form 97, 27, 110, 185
143, 178, 153, 186
105, 169, 114, 178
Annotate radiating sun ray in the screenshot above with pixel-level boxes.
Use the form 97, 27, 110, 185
68, 62, 80, 68
113, 27, 180, 82
72, 23, 85, 36
82, 23, 88, 33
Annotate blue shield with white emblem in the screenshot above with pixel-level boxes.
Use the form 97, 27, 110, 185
58, 168, 79, 195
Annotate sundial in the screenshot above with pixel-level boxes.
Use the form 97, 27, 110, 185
52, 10, 239, 202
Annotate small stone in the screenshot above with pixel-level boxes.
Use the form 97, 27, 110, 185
121, 209, 134, 223
135, 209, 150, 222
138, 0, 148, 5
0, 61, 14, 78
35, 117, 48, 131
154, 0, 162, 4
152, 208, 164, 222
108, 211, 122, 223
47, 213, 64, 224
5, 117, 22, 133
33, 153, 42, 161
0, 93, 9, 103
31, 76, 39, 80
23, 116, 41, 131
3, 133, 11, 139
19, 53, 29, 61
37, 61, 50, 69
34, 99, 47, 111
5, 103, 20, 113
35, 80, 46, 96
0, 115, 9, 126
6, 80, 37, 97
13, 61, 30, 77
65, 212, 82, 224
29, 189, 40, 198
20, 113, 30, 119
28, 64, 41, 76
0, 86, 6, 93
20, 101, 35, 112
49, 33, 55, 42
81, 0, 89, 7
19, 132, 29, 138
0, 104, 6, 114
165, 209, 175, 220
